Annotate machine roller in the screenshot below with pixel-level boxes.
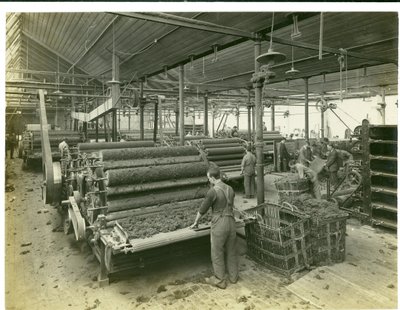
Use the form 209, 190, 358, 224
61, 143, 214, 285
200, 138, 246, 181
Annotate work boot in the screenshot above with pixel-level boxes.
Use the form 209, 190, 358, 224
229, 276, 239, 284
205, 276, 227, 289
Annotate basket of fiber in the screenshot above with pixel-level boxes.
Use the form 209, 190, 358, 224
282, 193, 348, 266
243, 202, 311, 276
274, 174, 310, 202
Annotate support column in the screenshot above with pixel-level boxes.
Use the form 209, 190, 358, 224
247, 88, 252, 141
112, 109, 117, 141
271, 101, 275, 131
95, 119, 99, 142
236, 108, 240, 129
321, 110, 325, 139
252, 103, 256, 135
175, 99, 179, 136
304, 78, 309, 140
118, 109, 121, 132
139, 81, 144, 140
153, 100, 158, 143
192, 110, 196, 135
128, 109, 131, 131
204, 93, 208, 136
179, 64, 185, 146
252, 38, 265, 205
103, 115, 108, 142
159, 97, 163, 142
211, 105, 215, 138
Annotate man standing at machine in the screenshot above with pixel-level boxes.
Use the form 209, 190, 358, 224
241, 145, 256, 198
325, 143, 340, 187
190, 165, 238, 289
278, 137, 291, 172
59, 137, 70, 175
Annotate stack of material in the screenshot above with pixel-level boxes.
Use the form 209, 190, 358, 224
22, 129, 83, 161
201, 138, 246, 173
281, 193, 348, 266
263, 131, 283, 155
78, 141, 154, 155
100, 146, 210, 238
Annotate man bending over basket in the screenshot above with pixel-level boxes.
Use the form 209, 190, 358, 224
290, 162, 321, 200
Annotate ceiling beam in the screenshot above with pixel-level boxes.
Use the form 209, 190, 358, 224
267, 34, 397, 65
108, 12, 254, 39
66, 15, 119, 74
115, 11, 396, 81
7, 68, 100, 80
21, 31, 96, 78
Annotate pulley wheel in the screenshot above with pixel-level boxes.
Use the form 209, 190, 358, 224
43, 162, 62, 204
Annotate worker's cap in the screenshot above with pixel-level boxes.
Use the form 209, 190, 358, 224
246, 145, 252, 152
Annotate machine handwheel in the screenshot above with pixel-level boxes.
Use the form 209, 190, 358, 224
348, 170, 362, 186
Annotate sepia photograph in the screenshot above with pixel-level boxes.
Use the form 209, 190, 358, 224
3, 4, 398, 309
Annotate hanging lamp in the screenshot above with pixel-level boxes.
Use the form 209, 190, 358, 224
285, 45, 300, 76
256, 12, 286, 66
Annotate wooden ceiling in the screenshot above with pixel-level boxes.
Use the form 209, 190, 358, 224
5, 11, 398, 109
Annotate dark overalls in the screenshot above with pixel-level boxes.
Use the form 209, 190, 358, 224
200, 181, 238, 285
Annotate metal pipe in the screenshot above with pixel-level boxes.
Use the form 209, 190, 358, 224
153, 99, 158, 143
103, 115, 108, 142
252, 102, 256, 136
139, 81, 144, 140
192, 112, 196, 135
112, 109, 118, 142
381, 87, 386, 125
271, 102, 275, 131
179, 64, 185, 145
211, 104, 215, 138
95, 118, 99, 142
175, 98, 179, 136
204, 93, 208, 136
247, 88, 252, 141
321, 110, 325, 139
254, 38, 264, 204
304, 77, 309, 140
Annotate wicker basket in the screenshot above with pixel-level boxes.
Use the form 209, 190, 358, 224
275, 176, 310, 202
310, 215, 347, 266
244, 202, 311, 276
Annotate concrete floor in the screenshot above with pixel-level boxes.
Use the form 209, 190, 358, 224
5, 158, 398, 309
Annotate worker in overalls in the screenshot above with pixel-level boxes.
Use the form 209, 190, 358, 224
241, 145, 256, 198
190, 165, 238, 289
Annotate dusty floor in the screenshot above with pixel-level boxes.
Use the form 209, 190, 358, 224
4, 158, 398, 310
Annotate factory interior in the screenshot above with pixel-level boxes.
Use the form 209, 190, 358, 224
4, 8, 398, 310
